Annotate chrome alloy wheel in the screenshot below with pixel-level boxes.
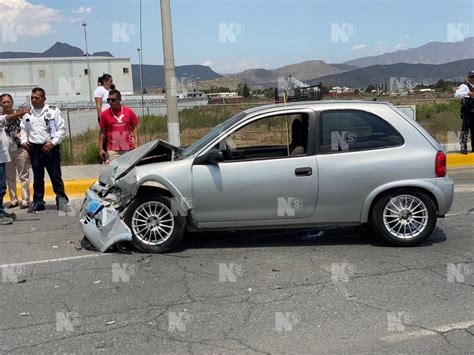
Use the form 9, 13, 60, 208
383, 194, 429, 239
131, 201, 175, 245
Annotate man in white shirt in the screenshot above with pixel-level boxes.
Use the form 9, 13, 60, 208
454, 70, 474, 154
0, 106, 29, 224
20, 88, 70, 213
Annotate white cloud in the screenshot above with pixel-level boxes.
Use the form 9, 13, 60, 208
374, 41, 387, 55
72, 6, 92, 14
352, 44, 367, 51
201, 60, 213, 67
0, 0, 63, 37
404, 34, 411, 39
214, 61, 264, 73
394, 43, 405, 50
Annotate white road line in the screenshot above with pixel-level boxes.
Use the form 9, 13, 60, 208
381, 320, 474, 343
455, 188, 474, 192
0, 254, 107, 268
454, 185, 474, 192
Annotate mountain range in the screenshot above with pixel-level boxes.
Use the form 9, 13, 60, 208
343, 37, 474, 67
308, 59, 474, 88
0, 38, 472, 90
0, 42, 113, 59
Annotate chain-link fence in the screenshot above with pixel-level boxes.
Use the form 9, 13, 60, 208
59, 99, 267, 165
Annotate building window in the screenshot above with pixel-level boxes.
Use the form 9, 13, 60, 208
84, 68, 89, 75
39, 70, 46, 78
123, 67, 129, 74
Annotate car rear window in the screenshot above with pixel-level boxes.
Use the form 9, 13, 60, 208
319, 109, 404, 153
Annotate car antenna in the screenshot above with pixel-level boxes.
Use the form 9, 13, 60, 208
372, 90, 386, 101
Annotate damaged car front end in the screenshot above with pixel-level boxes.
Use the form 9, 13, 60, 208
79, 140, 183, 252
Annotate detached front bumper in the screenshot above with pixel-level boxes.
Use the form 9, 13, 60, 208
79, 188, 132, 252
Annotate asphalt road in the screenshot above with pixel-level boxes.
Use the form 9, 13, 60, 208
0, 167, 473, 354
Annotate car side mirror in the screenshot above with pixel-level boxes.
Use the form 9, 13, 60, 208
195, 149, 224, 165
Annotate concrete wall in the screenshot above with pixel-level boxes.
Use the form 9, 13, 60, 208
0, 57, 133, 100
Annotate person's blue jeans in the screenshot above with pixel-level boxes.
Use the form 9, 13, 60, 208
0, 162, 6, 217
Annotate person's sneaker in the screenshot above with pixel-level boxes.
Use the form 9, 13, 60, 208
460, 143, 468, 155
0, 216, 14, 225
27, 203, 45, 214
57, 202, 71, 213
7, 202, 18, 209
4, 212, 17, 220
20, 203, 29, 210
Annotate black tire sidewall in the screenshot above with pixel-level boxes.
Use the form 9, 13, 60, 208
124, 194, 186, 253
372, 190, 437, 246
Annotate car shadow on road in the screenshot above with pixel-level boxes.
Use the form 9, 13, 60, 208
176, 226, 448, 251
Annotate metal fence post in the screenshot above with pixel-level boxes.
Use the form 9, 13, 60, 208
66, 107, 73, 162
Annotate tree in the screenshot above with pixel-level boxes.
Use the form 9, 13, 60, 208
237, 83, 244, 96
243, 83, 250, 98
365, 85, 375, 93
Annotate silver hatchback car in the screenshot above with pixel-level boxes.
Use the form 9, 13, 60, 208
80, 101, 454, 253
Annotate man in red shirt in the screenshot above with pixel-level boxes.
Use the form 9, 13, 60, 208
98, 89, 139, 162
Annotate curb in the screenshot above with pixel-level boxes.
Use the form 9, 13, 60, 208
446, 153, 474, 168
9, 179, 95, 202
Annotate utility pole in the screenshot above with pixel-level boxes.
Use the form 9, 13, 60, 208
160, 0, 180, 146
138, 0, 145, 117
82, 21, 93, 104
138, 47, 145, 117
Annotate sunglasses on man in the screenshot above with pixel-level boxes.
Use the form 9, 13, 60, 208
107, 98, 119, 103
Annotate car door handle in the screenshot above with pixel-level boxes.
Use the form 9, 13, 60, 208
295, 167, 312, 176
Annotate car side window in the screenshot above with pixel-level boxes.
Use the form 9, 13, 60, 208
219, 113, 310, 161
319, 110, 404, 153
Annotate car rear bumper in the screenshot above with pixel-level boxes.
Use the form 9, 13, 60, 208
436, 176, 454, 216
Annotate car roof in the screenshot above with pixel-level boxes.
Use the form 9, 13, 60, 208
242, 100, 392, 115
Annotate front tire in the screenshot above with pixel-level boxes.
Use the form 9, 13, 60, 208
124, 194, 186, 253
372, 190, 437, 246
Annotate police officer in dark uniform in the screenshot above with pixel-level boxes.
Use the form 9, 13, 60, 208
20, 88, 70, 212
454, 70, 474, 154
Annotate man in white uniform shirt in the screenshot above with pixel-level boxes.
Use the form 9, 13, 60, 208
20, 88, 70, 213
0, 106, 29, 224
454, 70, 474, 154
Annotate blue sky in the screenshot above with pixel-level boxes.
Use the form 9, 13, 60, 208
0, 0, 472, 73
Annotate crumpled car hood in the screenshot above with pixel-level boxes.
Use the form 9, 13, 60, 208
99, 140, 182, 185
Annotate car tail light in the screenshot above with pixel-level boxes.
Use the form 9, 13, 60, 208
435, 151, 447, 177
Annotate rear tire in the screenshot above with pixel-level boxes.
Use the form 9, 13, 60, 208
124, 194, 186, 253
372, 190, 437, 246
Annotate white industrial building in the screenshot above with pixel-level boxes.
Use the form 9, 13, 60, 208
0, 56, 133, 103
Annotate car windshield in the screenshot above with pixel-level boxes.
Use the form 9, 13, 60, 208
180, 111, 246, 157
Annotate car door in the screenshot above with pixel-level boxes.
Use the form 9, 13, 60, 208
191, 110, 319, 226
